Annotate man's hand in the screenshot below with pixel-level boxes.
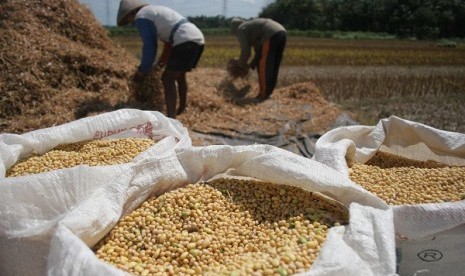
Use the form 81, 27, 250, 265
133, 71, 146, 82
249, 55, 260, 70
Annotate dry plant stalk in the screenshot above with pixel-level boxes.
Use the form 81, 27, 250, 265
226, 59, 249, 79
94, 178, 348, 275
129, 68, 164, 107
179, 76, 342, 139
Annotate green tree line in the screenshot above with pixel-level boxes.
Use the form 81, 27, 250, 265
259, 0, 465, 39
107, 0, 465, 39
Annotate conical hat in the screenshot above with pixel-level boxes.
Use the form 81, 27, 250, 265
230, 17, 244, 35
117, 0, 149, 26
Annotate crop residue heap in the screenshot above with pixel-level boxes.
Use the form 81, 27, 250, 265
0, 0, 137, 133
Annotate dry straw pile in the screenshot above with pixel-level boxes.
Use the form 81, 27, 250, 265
226, 59, 250, 79
0, 0, 139, 133
180, 68, 343, 142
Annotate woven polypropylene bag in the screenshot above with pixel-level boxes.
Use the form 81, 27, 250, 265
46, 145, 396, 276
0, 108, 191, 275
313, 116, 465, 275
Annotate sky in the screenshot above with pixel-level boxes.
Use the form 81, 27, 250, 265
78, 0, 273, 26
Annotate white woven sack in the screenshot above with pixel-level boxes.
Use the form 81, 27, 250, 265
0, 108, 192, 178
394, 202, 465, 276
313, 116, 465, 275
46, 145, 396, 276
0, 108, 191, 275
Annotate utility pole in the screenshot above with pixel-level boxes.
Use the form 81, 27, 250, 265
106, 0, 110, 26
222, 0, 228, 18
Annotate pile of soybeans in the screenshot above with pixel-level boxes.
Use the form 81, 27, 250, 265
94, 178, 349, 276
348, 151, 465, 205
6, 138, 155, 177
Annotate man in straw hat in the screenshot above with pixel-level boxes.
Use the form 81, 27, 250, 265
117, 0, 204, 118
230, 17, 286, 101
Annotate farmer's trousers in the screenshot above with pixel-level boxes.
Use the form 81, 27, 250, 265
257, 31, 287, 99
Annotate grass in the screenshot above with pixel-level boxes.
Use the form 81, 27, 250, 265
105, 26, 399, 39
111, 35, 465, 133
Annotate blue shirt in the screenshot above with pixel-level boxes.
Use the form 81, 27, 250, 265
135, 18, 157, 74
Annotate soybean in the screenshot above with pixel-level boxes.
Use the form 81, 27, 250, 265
94, 178, 349, 275
6, 138, 156, 177
349, 151, 465, 205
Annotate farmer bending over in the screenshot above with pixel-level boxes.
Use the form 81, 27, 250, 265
117, 0, 204, 118
230, 17, 286, 101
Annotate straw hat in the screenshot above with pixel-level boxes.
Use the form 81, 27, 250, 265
230, 17, 244, 35
117, 0, 149, 26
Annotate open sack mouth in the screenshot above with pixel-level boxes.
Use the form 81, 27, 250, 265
93, 177, 349, 276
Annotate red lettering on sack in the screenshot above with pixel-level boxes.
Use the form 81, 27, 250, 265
131, 122, 153, 137
94, 122, 153, 139
94, 128, 127, 139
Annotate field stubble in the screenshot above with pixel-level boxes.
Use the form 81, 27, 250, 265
279, 66, 465, 132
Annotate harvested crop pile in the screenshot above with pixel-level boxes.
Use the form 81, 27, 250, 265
94, 178, 348, 275
348, 151, 465, 205
226, 58, 249, 79
0, 0, 146, 133
179, 68, 345, 143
